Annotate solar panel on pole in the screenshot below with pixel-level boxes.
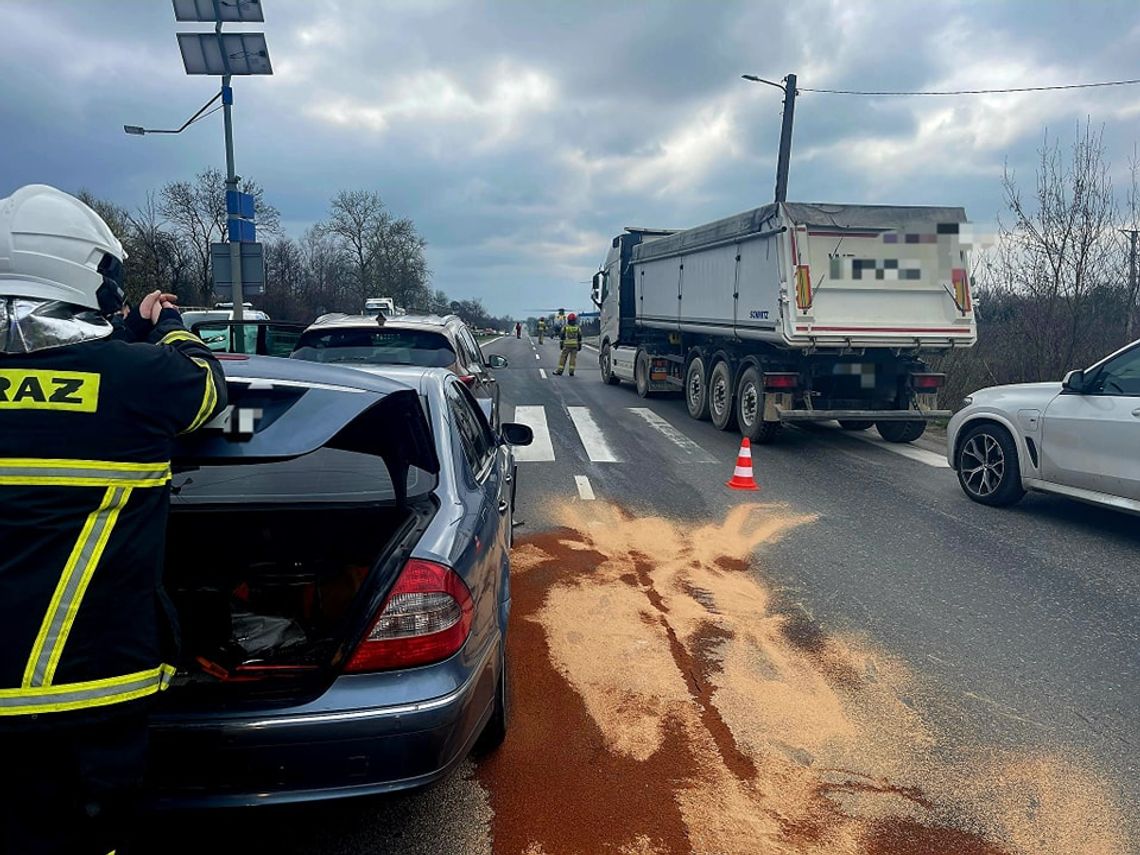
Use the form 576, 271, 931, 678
177, 32, 272, 75
172, 0, 265, 22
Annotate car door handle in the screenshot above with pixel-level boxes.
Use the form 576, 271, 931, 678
498, 499, 510, 515
1132, 408, 1140, 417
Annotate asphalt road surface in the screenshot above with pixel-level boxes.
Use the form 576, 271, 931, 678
148, 333, 1138, 855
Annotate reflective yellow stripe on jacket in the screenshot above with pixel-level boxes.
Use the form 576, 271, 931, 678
0, 665, 175, 716
0, 458, 174, 714
157, 330, 205, 347
181, 357, 219, 434
0, 458, 171, 488
22, 486, 133, 688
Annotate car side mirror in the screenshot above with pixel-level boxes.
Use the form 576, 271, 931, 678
487, 354, 509, 369
1061, 369, 1085, 393
500, 422, 533, 446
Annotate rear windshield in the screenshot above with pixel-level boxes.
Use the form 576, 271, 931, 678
291, 328, 455, 368
171, 447, 435, 505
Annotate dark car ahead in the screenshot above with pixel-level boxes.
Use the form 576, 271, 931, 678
149, 355, 531, 807
290, 313, 507, 426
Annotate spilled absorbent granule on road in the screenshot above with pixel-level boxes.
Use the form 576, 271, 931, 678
477, 501, 1132, 855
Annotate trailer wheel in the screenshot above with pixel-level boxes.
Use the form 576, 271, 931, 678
838, 420, 874, 431
635, 350, 652, 398
685, 356, 710, 420
600, 343, 620, 386
736, 366, 782, 444
709, 361, 736, 431
876, 420, 926, 443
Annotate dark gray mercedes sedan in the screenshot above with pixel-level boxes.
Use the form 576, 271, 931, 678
150, 355, 531, 807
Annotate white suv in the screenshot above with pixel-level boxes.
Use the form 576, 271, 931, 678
947, 339, 1140, 514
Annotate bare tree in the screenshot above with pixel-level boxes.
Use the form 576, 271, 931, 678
1120, 145, 1140, 340
322, 190, 390, 311
996, 122, 1116, 379
126, 193, 191, 302
374, 217, 430, 310
160, 168, 280, 305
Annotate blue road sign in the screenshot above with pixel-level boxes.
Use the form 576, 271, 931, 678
226, 190, 255, 219
228, 219, 256, 242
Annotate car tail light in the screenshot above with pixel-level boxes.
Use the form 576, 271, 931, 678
344, 560, 473, 673
911, 373, 945, 391
764, 372, 799, 391
458, 374, 477, 387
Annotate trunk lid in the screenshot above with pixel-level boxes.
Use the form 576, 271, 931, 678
173, 355, 438, 481
162, 357, 440, 707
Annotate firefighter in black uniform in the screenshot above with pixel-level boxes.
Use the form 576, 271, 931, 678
0, 185, 227, 854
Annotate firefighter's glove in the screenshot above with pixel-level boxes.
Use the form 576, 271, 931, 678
120, 291, 180, 343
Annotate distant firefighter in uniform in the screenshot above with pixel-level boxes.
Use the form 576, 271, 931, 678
554, 312, 581, 376
537, 317, 546, 344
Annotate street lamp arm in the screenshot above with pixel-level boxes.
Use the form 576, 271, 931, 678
742, 71, 799, 203
741, 74, 787, 92
122, 89, 223, 136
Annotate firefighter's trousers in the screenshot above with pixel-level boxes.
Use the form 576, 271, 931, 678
556, 347, 578, 375
1, 712, 148, 854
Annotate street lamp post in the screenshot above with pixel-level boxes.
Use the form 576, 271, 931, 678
742, 73, 798, 204
221, 72, 243, 323
126, 0, 272, 337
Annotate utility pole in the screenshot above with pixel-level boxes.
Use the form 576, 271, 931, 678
1123, 228, 1138, 339
742, 73, 798, 204
774, 73, 797, 204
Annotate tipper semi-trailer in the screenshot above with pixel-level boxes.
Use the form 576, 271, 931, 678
590, 202, 977, 444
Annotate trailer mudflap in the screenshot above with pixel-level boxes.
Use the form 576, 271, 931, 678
775, 408, 952, 422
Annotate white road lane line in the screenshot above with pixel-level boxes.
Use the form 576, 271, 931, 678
512, 406, 555, 462
628, 408, 716, 462
846, 430, 950, 468
568, 407, 620, 463
535, 353, 541, 360
575, 475, 596, 500
539, 368, 547, 379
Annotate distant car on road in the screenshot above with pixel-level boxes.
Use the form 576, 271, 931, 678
947, 338, 1140, 514
290, 313, 508, 426
151, 356, 533, 807
181, 305, 270, 352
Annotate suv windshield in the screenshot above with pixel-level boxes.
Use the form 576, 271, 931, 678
291, 327, 456, 368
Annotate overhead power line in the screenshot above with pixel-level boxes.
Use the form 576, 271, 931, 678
798, 78, 1140, 96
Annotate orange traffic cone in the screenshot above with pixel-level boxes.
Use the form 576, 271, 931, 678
726, 437, 760, 491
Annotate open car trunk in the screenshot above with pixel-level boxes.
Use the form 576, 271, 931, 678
159, 360, 440, 708
163, 494, 433, 707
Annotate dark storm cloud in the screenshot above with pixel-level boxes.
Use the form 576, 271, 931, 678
2, 0, 1139, 314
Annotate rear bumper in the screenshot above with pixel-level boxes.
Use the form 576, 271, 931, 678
776, 408, 951, 422
148, 636, 499, 808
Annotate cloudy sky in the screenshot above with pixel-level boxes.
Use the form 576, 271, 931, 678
2, 0, 1139, 315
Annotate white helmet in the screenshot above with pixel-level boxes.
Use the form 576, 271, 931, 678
0, 184, 126, 313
